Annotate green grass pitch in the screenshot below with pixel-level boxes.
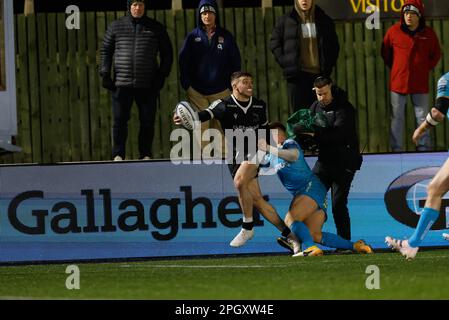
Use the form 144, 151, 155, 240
1, 249, 449, 300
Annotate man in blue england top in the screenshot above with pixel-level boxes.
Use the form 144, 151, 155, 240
386, 72, 449, 259
179, 0, 241, 157
259, 122, 373, 256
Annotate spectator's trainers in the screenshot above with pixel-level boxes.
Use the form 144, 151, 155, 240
277, 235, 301, 255
353, 240, 374, 254
113, 156, 123, 161
230, 228, 254, 247
142, 156, 151, 160
385, 236, 419, 260
292, 245, 323, 257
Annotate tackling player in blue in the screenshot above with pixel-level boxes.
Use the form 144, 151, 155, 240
259, 122, 373, 256
386, 72, 449, 259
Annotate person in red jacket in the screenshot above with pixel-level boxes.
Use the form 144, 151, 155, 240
381, 0, 441, 152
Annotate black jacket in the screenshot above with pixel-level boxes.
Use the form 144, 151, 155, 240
100, 15, 173, 88
310, 86, 362, 171
270, 6, 339, 79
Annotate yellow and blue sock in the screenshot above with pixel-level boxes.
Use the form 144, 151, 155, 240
320, 232, 354, 250
408, 207, 440, 248
290, 221, 315, 250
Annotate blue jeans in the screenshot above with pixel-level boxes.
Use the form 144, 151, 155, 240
390, 92, 431, 152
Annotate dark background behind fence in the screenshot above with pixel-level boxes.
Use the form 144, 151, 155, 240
2, 6, 449, 164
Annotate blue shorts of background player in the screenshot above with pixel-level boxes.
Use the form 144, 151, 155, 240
259, 122, 373, 256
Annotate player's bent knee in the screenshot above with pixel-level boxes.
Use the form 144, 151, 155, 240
233, 176, 247, 191
427, 180, 446, 199
233, 179, 242, 191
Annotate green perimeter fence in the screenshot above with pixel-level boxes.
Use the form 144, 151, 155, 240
3, 6, 449, 164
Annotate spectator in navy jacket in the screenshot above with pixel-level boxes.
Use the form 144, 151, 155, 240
179, 0, 241, 158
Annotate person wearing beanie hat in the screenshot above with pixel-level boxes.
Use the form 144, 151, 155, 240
99, 0, 173, 161
179, 0, 241, 159
126, 0, 145, 19
127, 0, 146, 18
199, 4, 216, 15
381, 0, 441, 152
127, 0, 145, 8
127, 0, 145, 7
403, 4, 421, 18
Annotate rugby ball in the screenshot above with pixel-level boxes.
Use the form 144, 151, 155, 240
175, 101, 199, 130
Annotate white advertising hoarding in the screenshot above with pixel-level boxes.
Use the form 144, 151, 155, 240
1, 153, 449, 263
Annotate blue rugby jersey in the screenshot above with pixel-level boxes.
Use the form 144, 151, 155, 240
436, 72, 449, 119
263, 139, 324, 196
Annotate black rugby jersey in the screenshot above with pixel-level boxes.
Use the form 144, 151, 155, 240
199, 94, 269, 130
198, 94, 270, 161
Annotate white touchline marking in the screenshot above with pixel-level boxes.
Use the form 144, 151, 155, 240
114, 253, 449, 269
120, 264, 291, 268
0, 295, 70, 300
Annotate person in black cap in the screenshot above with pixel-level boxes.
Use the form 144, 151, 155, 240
99, 0, 173, 161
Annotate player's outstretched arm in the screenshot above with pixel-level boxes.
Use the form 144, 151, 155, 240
413, 97, 448, 145
258, 139, 299, 163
